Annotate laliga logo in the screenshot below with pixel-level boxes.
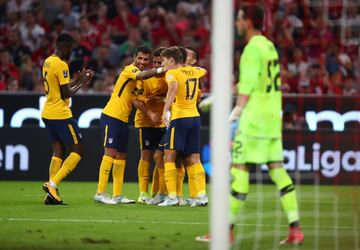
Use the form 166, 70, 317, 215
0, 96, 102, 128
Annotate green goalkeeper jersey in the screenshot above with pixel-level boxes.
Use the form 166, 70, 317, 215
238, 35, 282, 138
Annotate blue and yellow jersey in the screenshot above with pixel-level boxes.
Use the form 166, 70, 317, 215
102, 64, 143, 123
165, 66, 206, 120
41, 55, 72, 120
134, 76, 168, 128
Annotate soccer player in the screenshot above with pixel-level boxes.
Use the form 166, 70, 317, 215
135, 47, 168, 203
178, 46, 208, 206
196, 5, 304, 244
185, 47, 199, 67
94, 45, 167, 204
159, 47, 208, 206
41, 33, 94, 205
147, 46, 200, 206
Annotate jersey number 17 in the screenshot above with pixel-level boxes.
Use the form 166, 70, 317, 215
185, 78, 198, 100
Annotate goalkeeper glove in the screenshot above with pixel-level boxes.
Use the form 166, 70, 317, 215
228, 106, 243, 122
198, 95, 213, 113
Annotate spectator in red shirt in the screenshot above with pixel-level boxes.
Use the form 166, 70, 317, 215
0, 49, 20, 90
79, 16, 100, 51
140, 2, 171, 46
94, 1, 111, 35
110, 0, 138, 44
328, 71, 344, 94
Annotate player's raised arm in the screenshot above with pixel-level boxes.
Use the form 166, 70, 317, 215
136, 67, 166, 80
60, 69, 94, 98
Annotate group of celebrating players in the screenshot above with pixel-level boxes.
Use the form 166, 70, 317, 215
39, 4, 304, 245
41, 32, 208, 208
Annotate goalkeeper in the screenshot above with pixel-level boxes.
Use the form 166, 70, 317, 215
197, 5, 304, 244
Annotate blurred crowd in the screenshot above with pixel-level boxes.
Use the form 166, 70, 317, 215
0, 0, 359, 95
265, 0, 360, 95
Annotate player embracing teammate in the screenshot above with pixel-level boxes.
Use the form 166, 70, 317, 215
40, 37, 209, 207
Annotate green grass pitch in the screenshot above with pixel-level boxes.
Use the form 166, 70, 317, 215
0, 181, 358, 250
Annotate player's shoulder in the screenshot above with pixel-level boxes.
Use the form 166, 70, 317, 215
167, 67, 180, 75
166, 67, 180, 76
45, 54, 65, 65
192, 66, 207, 76
165, 68, 179, 82
243, 38, 266, 59
247, 35, 275, 51
124, 63, 141, 74
44, 55, 68, 72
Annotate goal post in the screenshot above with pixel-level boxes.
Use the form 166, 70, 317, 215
210, 0, 234, 249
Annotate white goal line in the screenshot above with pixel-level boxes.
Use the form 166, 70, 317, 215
0, 217, 355, 230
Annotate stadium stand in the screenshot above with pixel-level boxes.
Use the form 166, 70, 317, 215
0, 0, 359, 94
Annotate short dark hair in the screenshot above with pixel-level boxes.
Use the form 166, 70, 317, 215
153, 47, 166, 57
186, 47, 199, 62
176, 46, 187, 64
241, 5, 264, 31
134, 45, 151, 57
161, 47, 182, 64
55, 33, 74, 48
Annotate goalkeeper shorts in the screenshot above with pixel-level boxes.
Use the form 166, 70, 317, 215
232, 133, 283, 164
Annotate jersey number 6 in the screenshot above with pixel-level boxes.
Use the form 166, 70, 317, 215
43, 71, 49, 95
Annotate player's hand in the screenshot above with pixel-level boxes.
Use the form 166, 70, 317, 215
148, 111, 161, 123
162, 111, 170, 127
78, 69, 95, 86
228, 106, 243, 122
198, 95, 213, 113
